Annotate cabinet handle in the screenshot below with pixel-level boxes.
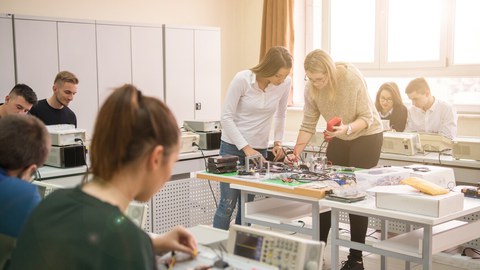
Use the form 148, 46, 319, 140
195, 102, 202, 110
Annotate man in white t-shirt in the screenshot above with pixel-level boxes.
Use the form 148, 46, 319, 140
405, 77, 457, 139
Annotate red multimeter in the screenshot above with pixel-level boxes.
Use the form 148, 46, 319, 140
324, 116, 342, 142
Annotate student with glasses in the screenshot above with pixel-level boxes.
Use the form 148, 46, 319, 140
286, 49, 383, 270
374, 82, 408, 132
0, 115, 50, 269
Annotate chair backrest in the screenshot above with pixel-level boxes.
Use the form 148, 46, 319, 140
31, 180, 149, 229
0, 233, 15, 270
125, 201, 149, 229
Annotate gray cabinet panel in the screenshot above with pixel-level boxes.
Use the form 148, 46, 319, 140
164, 26, 195, 127
131, 26, 164, 101
14, 18, 58, 100
194, 29, 221, 120
58, 21, 98, 138
0, 16, 15, 99
96, 24, 132, 107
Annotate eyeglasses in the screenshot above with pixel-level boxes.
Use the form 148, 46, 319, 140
380, 97, 393, 103
304, 74, 327, 84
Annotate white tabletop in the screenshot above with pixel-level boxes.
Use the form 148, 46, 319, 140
321, 196, 480, 226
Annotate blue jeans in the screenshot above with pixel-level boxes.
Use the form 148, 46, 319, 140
212, 141, 267, 230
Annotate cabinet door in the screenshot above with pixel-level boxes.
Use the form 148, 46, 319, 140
0, 15, 15, 99
58, 21, 98, 138
164, 26, 195, 128
14, 18, 58, 100
96, 24, 132, 107
131, 26, 164, 100
194, 28, 221, 120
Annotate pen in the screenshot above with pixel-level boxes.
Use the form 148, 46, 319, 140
167, 251, 176, 270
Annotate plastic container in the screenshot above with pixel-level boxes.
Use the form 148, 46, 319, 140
354, 167, 411, 191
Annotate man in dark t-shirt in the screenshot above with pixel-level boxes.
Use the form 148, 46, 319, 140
29, 71, 79, 127
0, 84, 37, 119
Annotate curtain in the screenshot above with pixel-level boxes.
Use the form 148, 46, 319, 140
260, 0, 295, 104
260, 0, 295, 59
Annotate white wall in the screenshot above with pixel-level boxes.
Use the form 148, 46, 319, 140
0, 0, 263, 104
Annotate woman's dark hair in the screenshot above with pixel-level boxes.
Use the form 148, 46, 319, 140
251, 46, 292, 77
375, 82, 405, 112
0, 115, 49, 170
90, 84, 179, 181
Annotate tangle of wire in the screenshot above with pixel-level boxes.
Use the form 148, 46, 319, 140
194, 142, 218, 209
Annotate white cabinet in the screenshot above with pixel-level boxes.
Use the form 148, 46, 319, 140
131, 26, 164, 100
57, 21, 98, 138
0, 15, 15, 98
164, 25, 221, 127
96, 23, 132, 107
14, 16, 58, 99
194, 29, 221, 121
5, 14, 219, 135
164, 26, 195, 127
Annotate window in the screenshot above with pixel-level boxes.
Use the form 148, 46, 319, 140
296, 0, 480, 112
329, 0, 376, 63
386, 0, 444, 64
453, 0, 480, 64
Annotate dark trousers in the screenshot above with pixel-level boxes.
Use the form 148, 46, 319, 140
320, 132, 383, 260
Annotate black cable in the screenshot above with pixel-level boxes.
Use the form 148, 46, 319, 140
193, 142, 218, 208
366, 229, 379, 240
74, 138, 89, 172
289, 220, 306, 235
462, 247, 480, 258
34, 169, 42, 181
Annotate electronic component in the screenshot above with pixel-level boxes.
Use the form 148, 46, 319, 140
207, 155, 239, 174
196, 131, 221, 150
46, 124, 86, 146
324, 116, 342, 142
461, 186, 480, 199
45, 144, 86, 168
381, 132, 421, 156
326, 192, 366, 203
418, 132, 452, 152
180, 132, 200, 153
245, 154, 265, 171
453, 137, 480, 161
227, 225, 325, 270
184, 120, 221, 132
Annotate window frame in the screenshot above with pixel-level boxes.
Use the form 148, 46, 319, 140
304, 0, 480, 76
296, 0, 480, 113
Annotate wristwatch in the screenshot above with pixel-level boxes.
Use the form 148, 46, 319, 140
346, 124, 353, 135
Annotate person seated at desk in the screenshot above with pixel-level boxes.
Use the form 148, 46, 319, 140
29, 71, 79, 127
0, 115, 50, 269
10, 85, 197, 270
374, 82, 407, 132
404, 77, 457, 139
0, 84, 37, 119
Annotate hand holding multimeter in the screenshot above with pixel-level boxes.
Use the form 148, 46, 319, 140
324, 116, 342, 142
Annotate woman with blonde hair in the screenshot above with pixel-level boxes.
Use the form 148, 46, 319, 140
286, 49, 383, 270
11, 85, 197, 269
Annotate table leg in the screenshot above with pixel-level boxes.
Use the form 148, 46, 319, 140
381, 219, 387, 270
422, 225, 433, 270
240, 191, 247, 226
331, 208, 340, 270
405, 223, 412, 270
312, 202, 320, 241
